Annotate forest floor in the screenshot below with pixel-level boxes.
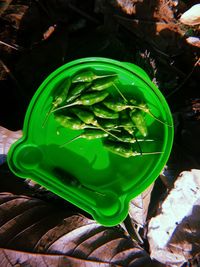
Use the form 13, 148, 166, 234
0, 1, 200, 267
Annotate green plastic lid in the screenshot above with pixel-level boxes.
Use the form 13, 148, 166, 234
7, 57, 174, 226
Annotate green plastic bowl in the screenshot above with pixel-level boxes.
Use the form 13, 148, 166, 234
7, 57, 174, 226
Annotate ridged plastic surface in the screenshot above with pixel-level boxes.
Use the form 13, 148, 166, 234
7, 57, 174, 226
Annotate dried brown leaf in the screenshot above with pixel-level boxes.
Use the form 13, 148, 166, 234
2, 4, 29, 29
0, 192, 163, 267
0, 2, 28, 56
0, 248, 117, 267
129, 183, 154, 227
0, 126, 22, 155
0, 0, 13, 15
187, 252, 200, 267
186, 37, 200, 48
113, 0, 177, 23
147, 169, 200, 267
115, 15, 185, 55
114, 0, 141, 15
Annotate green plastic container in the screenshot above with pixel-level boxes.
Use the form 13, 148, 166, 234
7, 57, 174, 226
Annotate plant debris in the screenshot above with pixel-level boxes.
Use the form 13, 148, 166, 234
148, 169, 200, 267
179, 4, 200, 26
0, 192, 163, 267
0, 1, 200, 266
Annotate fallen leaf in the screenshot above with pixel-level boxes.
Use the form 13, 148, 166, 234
0, 0, 13, 15
2, 4, 29, 29
187, 252, 200, 266
114, 0, 142, 15
115, 15, 185, 55
0, 248, 116, 267
0, 126, 22, 155
129, 183, 154, 227
186, 37, 200, 48
180, 4, 200, 26
0, 192, 163, 266
147, 169, 200, 267
113, 0, 178, 23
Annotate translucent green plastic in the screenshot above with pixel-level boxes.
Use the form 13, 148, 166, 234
7, 57, 174, 226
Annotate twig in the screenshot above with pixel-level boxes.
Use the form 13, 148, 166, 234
33, 0, 55, 24
42, 24, 57, 40
159, 173, 173, 189
0, 40, 21, 51
0, 60, 24, 98
150, 41, 183, 58
123, 214, 144, 244
166, 57, 200, 98
68, 2, 100, 24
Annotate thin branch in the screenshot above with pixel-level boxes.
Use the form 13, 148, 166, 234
166, 57, 200, 98
123, 214, 144, 244
0, 40, 19, 51
0, 60, 24, 98
33, 0, 55, 24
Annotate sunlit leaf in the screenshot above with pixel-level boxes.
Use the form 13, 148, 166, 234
180, 4, 200, 26
148, 169, 200, 267
0, 126, 22, 155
